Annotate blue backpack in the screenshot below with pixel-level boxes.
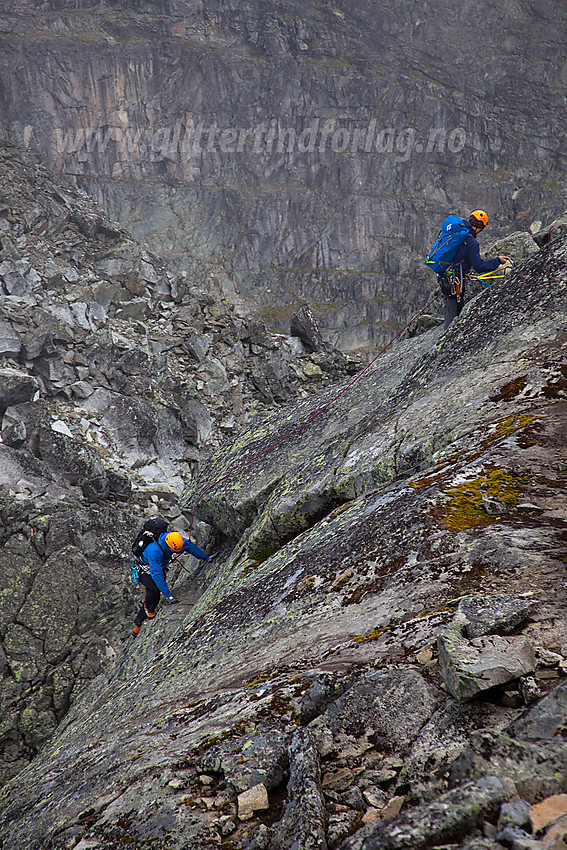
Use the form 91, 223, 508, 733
426, 215, 470, 275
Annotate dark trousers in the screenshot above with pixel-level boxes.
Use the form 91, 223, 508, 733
442, 292, 464, 330
134, 573, 160, 626
439, 273, 465, 330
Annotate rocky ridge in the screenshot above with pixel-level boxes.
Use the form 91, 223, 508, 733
0, 170, 565, 848
0, 141, 360, 786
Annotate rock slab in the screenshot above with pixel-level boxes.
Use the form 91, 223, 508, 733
457, 595, 537, 639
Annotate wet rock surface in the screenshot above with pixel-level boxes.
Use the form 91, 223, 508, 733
0, 152, 566, 848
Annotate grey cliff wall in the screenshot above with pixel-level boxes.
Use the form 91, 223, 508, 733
0, 0, 566, 349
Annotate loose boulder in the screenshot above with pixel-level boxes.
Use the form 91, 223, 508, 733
487, 231, 539, 261
507, 681, 567, 741
449, 729, 567, 803
0, 370, 38, 416
0, 315, 21, 358
342, 776, 510, 850
437, 625, 536, 701
290, 303, 323, 352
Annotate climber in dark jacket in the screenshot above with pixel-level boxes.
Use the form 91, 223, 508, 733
440, 210, 510, 330
132, 531, 215, 635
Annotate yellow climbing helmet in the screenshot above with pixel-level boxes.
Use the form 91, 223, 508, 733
165, 531, 184, 552
469, 210, 489, 228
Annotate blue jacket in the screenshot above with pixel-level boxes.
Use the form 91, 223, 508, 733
451, 221, 501, 275
143, 533, 209, 597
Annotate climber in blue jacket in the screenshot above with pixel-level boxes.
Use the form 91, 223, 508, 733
132, 531, 215, 635
441, 210, 510, 329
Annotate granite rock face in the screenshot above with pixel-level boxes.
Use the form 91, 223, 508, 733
0, 501, 140, 785
309, 668, 442, 756
0, 192, 565, 848
181, 231, 567, 563
0, 60, 567, 845
268, 728, 327, 850
0, 1, 566, 350
200, 729, 289, 793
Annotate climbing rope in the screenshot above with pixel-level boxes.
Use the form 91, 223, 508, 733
187, 290, 442, 539
472, 262, 515, 288
473, 270, 506, 288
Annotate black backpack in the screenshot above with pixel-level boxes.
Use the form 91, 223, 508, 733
131, 517, 168, 560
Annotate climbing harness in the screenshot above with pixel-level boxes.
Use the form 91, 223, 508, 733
187, 290, 442, 538
443, 259, 515, 298
443, 266, 465, 302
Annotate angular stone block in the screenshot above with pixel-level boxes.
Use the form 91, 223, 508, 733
437, 625, 536, 701
0, 320, 21, 357
237, 783, 268, 821
530, 795, 567, 834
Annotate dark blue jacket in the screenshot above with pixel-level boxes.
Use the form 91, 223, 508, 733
143, 533, 209, 597
452, 221, 501, 275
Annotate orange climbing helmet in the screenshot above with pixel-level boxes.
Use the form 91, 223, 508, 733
469, 210, 489, 229
164, 531, 184, 553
